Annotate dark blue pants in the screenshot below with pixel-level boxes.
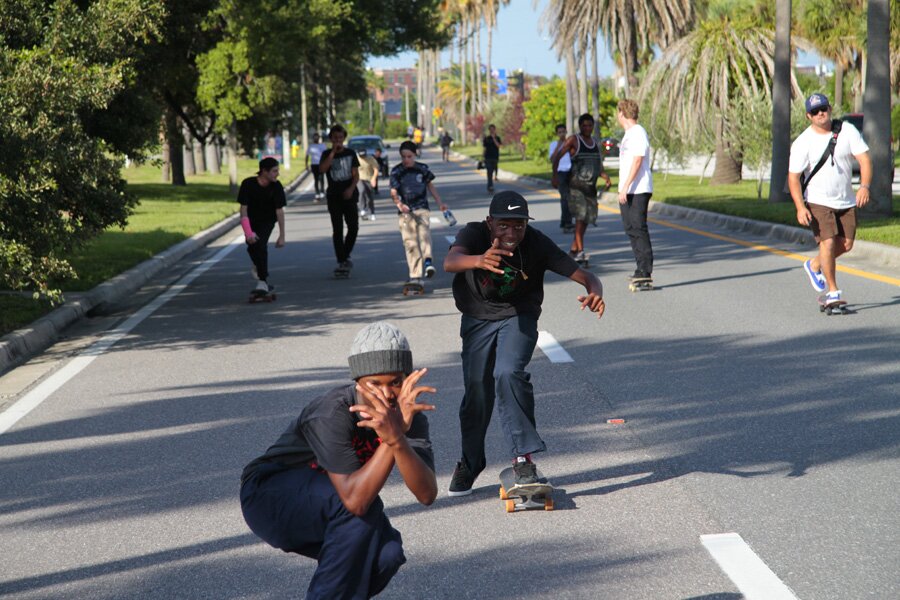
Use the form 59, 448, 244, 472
246, 220, 275, 281
484, 159, 498, 190
327, 194, 359, 263
458, 314, 546, 475
619, 192, 654, 276
241, 465, 405, 599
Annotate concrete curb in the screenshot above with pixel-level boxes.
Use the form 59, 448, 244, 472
452, 150, 900, 271
0, 170, 310, 376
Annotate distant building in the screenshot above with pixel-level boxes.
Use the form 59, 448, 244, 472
374, 68, 417, 118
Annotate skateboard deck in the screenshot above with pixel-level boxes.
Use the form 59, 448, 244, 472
817, 295, 850, 315
402, 282, 425, 296
628, 277, 653, 292
334, 268, 351, 279
248, 290, 276, 303
498, 466, 554, 512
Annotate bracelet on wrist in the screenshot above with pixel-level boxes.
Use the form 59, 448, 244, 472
860, 184, 870, 190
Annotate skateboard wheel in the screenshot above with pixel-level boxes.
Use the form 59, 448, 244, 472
499, 486, 508, 500
505, 500, 515, 513
544, 498, 554, 511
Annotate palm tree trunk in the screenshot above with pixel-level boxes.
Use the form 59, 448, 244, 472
300, 65, 309, 160
486, 24, 493, 106
565, 45, 576, 133
711, 117, 743, 185
834, 63, 844, 111
769, 0, 792, 203
579, 44, 589, 117
475, 23, 483, 111
460, 19, 467, 144
622, 0, 639, 95
591, 33, 600, 122
862, 0, 892, 216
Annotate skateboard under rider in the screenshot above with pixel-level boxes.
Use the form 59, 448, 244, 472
402, 280, 425, 296
498, 466, 554, 513
249, 288, 276, 303
818, 294, 850, 315
628, 276, 654, 292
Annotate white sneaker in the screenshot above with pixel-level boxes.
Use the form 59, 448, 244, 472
254, 280, 269, 293
368, 214, 376, 221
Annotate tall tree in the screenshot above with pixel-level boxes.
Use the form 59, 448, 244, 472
769, 0, 793, 203
862, 0, 892, 216
544, 0, 694, 94
640, 12, 803, 184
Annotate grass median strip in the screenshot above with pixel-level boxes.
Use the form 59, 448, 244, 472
1, 159, 265, 336
451, 145, 899, 247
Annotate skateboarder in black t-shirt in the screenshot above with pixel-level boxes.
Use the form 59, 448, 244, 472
319, 124, 360, 276
239, 157, 286, 296
240, 322, 437, 599
443, 191, 606, 496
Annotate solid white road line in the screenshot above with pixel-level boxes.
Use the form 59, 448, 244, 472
0, 234, 245, 436
537, 331, 574, 363
701, 533, 799, 600
430, 216, 441, 224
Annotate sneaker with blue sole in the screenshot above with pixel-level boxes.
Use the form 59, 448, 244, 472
804, 259, 826, 292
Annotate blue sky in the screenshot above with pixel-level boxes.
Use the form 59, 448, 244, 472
366, 0, 822, 78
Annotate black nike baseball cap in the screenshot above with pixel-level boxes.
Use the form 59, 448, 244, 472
488, 190, 533, 220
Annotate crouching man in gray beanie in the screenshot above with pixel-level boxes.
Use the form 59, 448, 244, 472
240, 322, 437, 599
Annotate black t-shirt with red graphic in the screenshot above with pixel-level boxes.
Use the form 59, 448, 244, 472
450, 221, 579, 321
240, 384, 434, 483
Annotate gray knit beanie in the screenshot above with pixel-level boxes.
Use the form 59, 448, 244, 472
348, 322, 413, 380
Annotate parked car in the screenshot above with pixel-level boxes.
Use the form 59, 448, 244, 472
348, 135, 390, 177
840, 114, 895, 181
599, 136, 619, 158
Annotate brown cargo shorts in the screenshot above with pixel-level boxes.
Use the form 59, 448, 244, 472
808, 203, 857, 243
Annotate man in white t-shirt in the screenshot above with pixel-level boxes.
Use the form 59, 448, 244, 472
616, 99, 654, 282
549, 124, 574, 232
305, 133, 327, 201
788, 93, 871, 305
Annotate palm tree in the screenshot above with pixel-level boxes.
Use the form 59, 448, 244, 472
543, 0, 694, 95
769, 0, 792, 203
797, 0, 863, 112
639, 14, 803, 184
863, 0, 893, 217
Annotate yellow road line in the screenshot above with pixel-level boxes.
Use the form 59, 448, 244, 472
510, 180, 900, 288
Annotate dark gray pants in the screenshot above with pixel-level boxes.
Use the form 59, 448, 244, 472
620, 192, 654, 276
458, 314, 546, 475
484, 159, 498, 190
558, 170, 572, 227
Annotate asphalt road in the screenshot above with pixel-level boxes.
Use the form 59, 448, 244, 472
1, 148, 898, 600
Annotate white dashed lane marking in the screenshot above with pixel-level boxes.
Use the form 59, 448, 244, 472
701, 533, 799, 600
536, 331, 574, 363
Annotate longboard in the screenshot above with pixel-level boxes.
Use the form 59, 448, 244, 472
498, 466, 554, 512
402, 282, 425, 296
817, 295, 850, 315
249, 290, 276, 303
334, 267, 351, 279
628, 277, 653, 292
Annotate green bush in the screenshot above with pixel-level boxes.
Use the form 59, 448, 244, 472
522, 80, 567, 162
384, 119, 410, 139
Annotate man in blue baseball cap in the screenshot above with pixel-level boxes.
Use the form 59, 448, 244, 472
442, 190, 606, 495
787, 93, 871, 308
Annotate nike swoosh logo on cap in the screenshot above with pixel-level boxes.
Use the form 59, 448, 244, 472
507, 205, 521, 210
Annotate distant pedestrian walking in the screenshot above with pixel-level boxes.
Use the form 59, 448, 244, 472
357, 149, 379, 220
306, 133, 327, 201
616, 99, 654, 284
240, 321, 437, 600
439, 131, 454, 162
239, 157, 286, 297
482, 124, 503, 193
319, 124, 360, 275
549, 123, 573, 232
552, 113, 611, 265
390, 141, 449, 289
788, 93, 871, 307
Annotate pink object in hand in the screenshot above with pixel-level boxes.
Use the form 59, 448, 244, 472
241, 217, 256, 240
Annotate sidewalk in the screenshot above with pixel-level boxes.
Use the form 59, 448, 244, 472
0, 171, 310, 376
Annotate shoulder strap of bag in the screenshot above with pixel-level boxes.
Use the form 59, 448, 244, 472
802, 120, 843, 194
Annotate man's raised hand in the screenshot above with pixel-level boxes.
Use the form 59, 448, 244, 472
396, 368, 436, 431
577, 293, 606, 319
475, 238, 511, 275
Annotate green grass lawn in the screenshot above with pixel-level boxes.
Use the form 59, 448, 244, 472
1, 159, 267, 336
453, 145, 900, 247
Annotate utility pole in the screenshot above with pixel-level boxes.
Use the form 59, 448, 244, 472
300, 66, 309, 162
768, 0, 791, 202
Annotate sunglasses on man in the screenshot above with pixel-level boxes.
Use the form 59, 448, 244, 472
809, 106, 830, 116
